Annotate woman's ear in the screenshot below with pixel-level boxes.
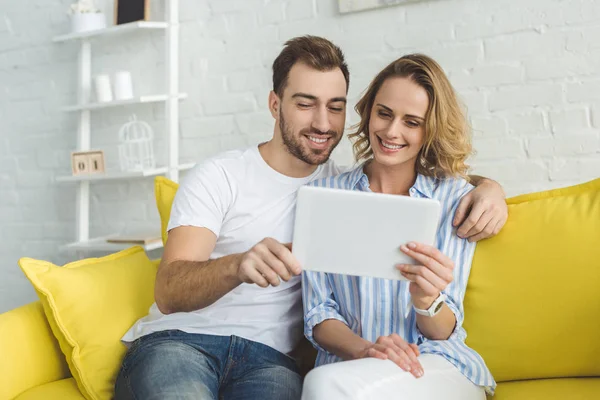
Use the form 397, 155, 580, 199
268, 91, 280, 119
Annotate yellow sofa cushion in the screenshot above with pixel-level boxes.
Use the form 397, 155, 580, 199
155, 176, 179, 245
492, 377, 600, 400
15, 378, 85, 400
0, 302, 70, 400
19, 247, 159, 400
464, 178, 600, 382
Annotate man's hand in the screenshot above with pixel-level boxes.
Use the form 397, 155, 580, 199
357, 334, 423, 378
237, 238, 301, 287
453, 179, 508, 242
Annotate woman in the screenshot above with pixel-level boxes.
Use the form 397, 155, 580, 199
301, 54, 495, 399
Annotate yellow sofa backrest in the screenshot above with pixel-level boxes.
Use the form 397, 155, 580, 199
464, 178, 600, 383
155, 176, 179, 246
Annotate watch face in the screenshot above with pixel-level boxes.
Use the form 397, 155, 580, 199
434, 301, 444, 313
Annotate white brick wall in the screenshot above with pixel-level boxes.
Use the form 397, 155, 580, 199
1, 0, 599, 312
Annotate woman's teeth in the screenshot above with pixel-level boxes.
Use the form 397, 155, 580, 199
381, 140, 405, 150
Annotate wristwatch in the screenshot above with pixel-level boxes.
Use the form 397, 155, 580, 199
413, 293, 446, 317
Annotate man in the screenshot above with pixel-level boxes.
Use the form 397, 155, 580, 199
114, 36, 508, 400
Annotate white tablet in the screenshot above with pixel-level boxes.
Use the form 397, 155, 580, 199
292, 185, 442, 281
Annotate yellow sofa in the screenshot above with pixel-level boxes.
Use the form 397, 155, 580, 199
1, 177, 599, 400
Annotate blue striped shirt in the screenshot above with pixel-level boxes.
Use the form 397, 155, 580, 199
302, 164, 496, 395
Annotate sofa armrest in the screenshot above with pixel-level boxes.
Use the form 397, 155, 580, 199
0, 301, 70, 399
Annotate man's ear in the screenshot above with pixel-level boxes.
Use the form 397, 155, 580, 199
268, 91, 280, 119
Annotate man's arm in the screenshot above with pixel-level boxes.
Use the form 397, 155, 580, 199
155, 226, 242, 314
453, 175, 508, 242
155, 227, 301, 315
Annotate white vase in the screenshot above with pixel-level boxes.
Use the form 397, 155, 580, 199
70, 13, 107, 34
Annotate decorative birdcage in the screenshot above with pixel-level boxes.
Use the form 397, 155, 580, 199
118, 115, 156, 172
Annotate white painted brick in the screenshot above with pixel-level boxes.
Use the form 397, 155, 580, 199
228, 69, 270, 93
593, 104, 600, 128
180, 0, 211, 22
0, 157, 17, 173
225, 13, 258, 35
462, 64, 523, 88
484, 31, 565, 62
15, 171, 49, 189
549, 108, 589, 135
470, 116, 508, 138
219, 133, 252, 151
505, 111, 547, 136
235, 112, 274, 136
203, 94, 256, 116
405, 0, 477, 23
180, 137, 223, 160
454, 17, 524, 42
0, 190, 18, 206
0, 207, 22, 223
526, 133, 600, 158
315, 0, 338, 18
562, 0, 600, 24
226, 25, 280, 49
181, 116, 237, 138
524, 54, 599, 81
339, 6, 404, 33
550, 157, 600, 181
278, 20, 342, 44
472, 137, 525, 160
386, 24, 454, 49
211, 0, 262, 14
526, 136, 554, 158
566, 81, 600, 103
426, 43, 483, 71
259, 1, 285, 25
2, 224, 45, 241
553, 133, 600, 156
286, 0, 315, 21
203, 16, 230, 39
488, 84, 563, 111
208, 50, 263, 74
472, 160, 548, 182
459, 91, 487, 114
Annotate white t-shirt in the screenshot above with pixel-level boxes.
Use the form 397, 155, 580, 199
122, 145, 341, 354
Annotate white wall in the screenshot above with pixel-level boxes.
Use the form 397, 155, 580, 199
1, 0, 599, 313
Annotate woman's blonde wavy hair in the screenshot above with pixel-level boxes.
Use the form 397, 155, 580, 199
348, 54, 472, 179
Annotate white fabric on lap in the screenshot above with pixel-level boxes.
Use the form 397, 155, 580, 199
301, 354, 485, 400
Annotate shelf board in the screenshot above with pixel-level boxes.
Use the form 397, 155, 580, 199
63, 236, 164, 252
63, 93, 187, 112
55, 163, 195, 183
53, 21, 169, 43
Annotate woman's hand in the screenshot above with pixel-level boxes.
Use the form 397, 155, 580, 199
356, 334, 423, 378
397, 242, 454, 310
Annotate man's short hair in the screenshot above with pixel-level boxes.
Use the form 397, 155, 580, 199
272, 35, 350, 98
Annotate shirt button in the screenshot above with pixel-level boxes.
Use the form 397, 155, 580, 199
410, 188, 416, 194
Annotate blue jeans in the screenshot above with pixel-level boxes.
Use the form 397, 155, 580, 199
114, 330, 302, 400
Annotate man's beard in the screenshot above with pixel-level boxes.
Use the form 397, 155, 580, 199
279, 110, 341, 166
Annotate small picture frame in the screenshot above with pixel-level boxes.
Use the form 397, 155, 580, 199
72, 150, 105, 176
114, 0, 149, 25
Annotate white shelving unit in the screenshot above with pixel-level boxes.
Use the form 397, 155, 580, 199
54, 1, 188, 253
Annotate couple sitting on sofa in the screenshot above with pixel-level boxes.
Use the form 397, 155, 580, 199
114, 36, 507, 400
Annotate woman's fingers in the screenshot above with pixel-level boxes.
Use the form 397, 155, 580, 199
397, 264, 449, 291
388, 334, 418, 364
366, 345, 388, 361
400, 243, 454, 279
399, 271, 440, 297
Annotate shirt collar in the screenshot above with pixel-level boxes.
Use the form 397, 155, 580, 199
349, 162, 436, 199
